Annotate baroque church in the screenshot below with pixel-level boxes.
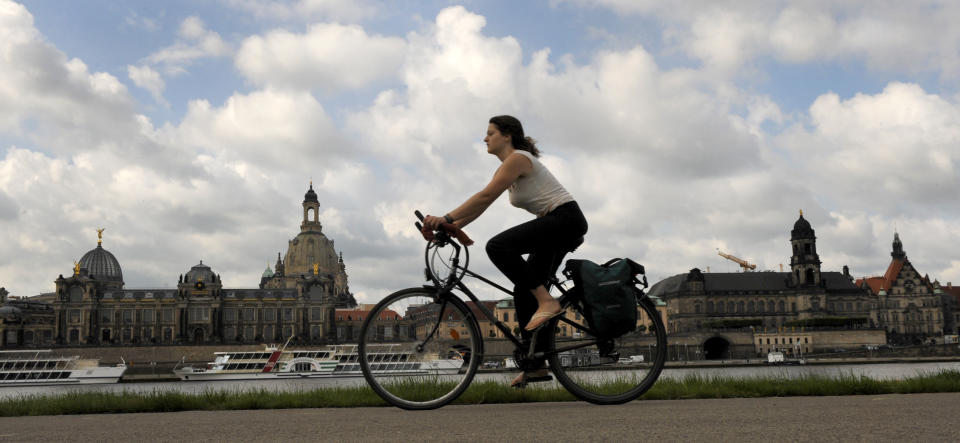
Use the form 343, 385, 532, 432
0, 184, 356, 347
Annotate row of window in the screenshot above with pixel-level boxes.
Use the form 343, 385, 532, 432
756, 337, 810, 345
222, 307, 325, 323
699, 300, 793, 314
695, 300, 896, 315
1, 371, 72, 381
58, 328, 175, 344
69, 309, 175, 324
877, 311, 941, 323
65, 307, 326, 325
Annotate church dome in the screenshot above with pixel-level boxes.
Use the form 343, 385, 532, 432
262, 265, 275, 279
791, 213, 815, 240
185, 261, 216, 284
304, 183, 318, 203
284, 232, 340, 277
79, 244, 123, 283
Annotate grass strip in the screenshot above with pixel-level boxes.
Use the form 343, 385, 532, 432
1, 369, 958, 417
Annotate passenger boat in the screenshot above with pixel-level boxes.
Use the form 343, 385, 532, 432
174, 342, 464, 381
0, 350, 127, 386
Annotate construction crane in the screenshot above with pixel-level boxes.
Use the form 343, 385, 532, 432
717, 249, 757, 272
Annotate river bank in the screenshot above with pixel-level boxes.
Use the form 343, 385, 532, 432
3, 369, 959, 417
118, 355, 960, 382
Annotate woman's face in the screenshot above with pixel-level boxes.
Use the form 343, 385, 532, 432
484, 123, 511, 155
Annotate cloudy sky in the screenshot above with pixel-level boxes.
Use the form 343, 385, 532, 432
1, 0, 959, 302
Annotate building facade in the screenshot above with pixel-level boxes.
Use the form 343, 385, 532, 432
650, 213, 877, 336
855, 233, 945, 342
1, 185, 357, 348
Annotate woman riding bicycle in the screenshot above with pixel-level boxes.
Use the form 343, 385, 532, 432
422, 115, 588, 387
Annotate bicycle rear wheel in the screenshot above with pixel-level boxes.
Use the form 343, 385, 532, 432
359, 288, 482, 410
546, 297, 667, 404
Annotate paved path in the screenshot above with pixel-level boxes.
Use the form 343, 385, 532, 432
2, 393, 958, 442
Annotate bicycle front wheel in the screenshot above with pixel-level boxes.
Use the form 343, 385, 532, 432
547, 297, 667, 404
359, 288, 482, 410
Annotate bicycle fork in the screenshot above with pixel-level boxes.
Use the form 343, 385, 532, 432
415, 296, 449, 353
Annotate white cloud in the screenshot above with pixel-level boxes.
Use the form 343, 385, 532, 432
559, 0, 960, 80
127, 64, 168, 107
235, 23, 405, 93
145, 16, 232, 75
172, 88, 348, 171
775, 82, 960, 214
0, 0, 149, 157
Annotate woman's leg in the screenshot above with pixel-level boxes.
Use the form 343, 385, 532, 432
487, 218, 582, 330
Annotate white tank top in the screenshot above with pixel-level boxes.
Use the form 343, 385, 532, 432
508, 150, 574, 217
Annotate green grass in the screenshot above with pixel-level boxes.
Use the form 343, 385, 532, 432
2, 370, 959, 417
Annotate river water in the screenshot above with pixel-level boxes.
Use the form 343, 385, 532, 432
2, 361, 959, 400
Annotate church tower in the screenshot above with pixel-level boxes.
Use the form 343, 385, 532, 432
790, 211, 821, 287
891, 232, 906, 260
259, 182, 356, 308
302, 181, 321, 233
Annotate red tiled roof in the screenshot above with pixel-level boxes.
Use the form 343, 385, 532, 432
855, 276, 886, 295
855, 259, 905, 295
883, 259, 904, 286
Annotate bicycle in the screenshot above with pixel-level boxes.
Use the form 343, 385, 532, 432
357, 211, 667, 410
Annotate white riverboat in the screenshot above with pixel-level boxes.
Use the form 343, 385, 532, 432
174, 342, 464, 381
0, 350, 127, 386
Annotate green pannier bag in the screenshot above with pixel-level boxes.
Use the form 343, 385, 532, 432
563, 258, 645, 339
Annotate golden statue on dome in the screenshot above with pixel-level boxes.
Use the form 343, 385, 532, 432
96, 227, 105, 245
74, 261, 80, 276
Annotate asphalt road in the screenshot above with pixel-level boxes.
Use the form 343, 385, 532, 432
2, 393, 958, 442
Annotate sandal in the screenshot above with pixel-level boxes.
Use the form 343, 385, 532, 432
524, 309, 563, 331
511, 369, 553, 389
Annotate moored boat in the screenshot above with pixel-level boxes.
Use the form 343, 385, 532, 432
0, 350, 127, 386
174, 343, 464, 381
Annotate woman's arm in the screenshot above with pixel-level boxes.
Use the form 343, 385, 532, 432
424, 152, 531, 230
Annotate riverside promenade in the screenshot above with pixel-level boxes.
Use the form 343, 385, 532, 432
2, 393, 958, 442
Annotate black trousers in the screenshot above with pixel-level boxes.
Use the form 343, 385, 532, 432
485, 201, 588, 353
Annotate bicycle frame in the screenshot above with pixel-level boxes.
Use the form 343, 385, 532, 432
413, 211, 615, 363
426, 264, 605, 363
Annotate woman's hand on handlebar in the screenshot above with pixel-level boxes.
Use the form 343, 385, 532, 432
416, 210, 474, 246
422, 214, 446, 231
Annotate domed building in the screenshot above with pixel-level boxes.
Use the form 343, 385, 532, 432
48, 230, 129, 344
78, 235, 124, 289
10, 184, 356, 347
260, 183, 356, 308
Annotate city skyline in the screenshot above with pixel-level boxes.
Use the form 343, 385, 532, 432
1, 1, 958, 302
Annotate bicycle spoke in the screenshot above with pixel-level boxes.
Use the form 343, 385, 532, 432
359, 289, 481, 410
547, 299, 667, 404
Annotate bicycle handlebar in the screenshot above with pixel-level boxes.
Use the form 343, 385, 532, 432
414, 210, 474, 246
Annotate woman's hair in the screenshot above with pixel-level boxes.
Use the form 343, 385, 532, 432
489, 115, 539, 157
